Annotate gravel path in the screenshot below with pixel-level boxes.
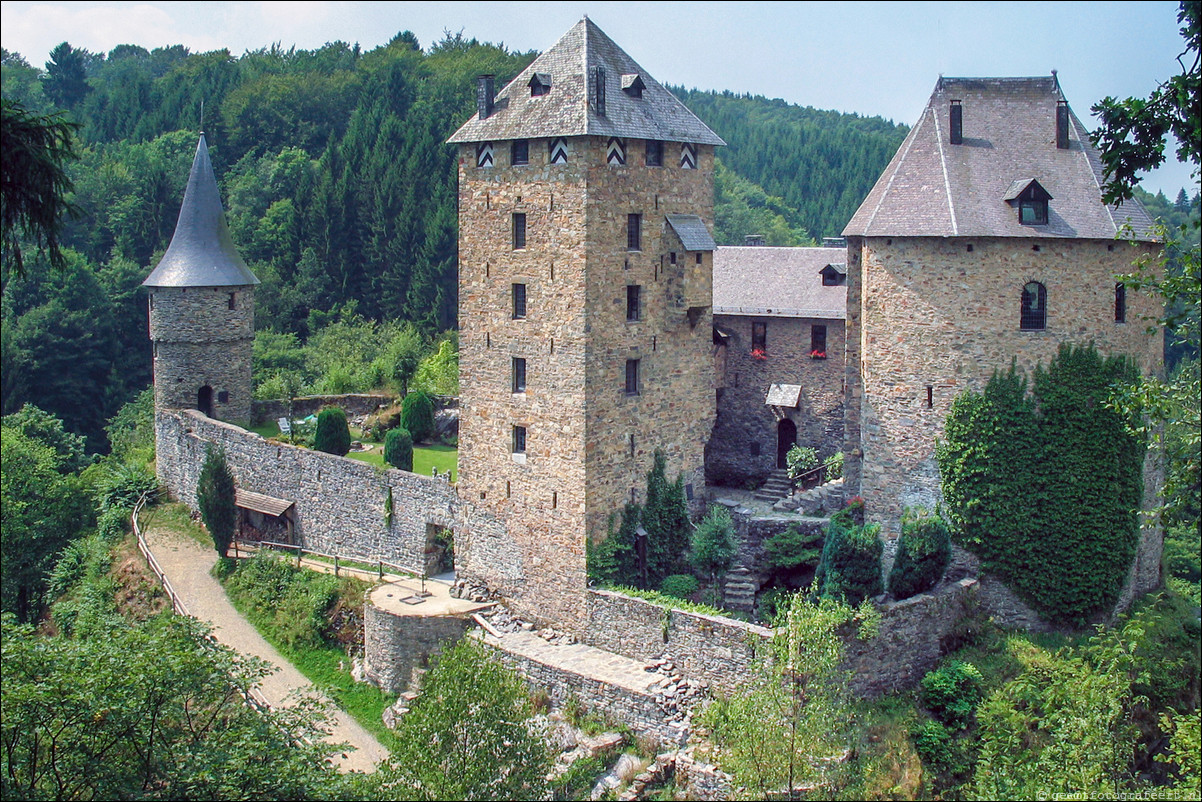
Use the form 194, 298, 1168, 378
142, 526, 389, 773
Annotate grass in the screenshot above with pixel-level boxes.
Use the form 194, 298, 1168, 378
347, 443, 457, 482
139, 501, 211, 549
219, 567, 403, 753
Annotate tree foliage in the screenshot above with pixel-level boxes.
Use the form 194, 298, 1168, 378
383, 426, 414, 471
814, 504, 882, 605
640, 450, 692, 586
690, 505, 736, 585
368, 637, 550, 801
938, 346, 1145, 623
400, 389, 435, 443
197, 445, 236, 557
1, 614, 342, 801
313, 406, 351, 456
887, 507, 952, 600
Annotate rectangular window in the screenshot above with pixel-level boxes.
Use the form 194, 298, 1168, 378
1114, 283, 1126, 323
645, 140, 663, 167
512, 283, 527, 319
811, 324, 827, 354
626, 285, 641, 321
627, 213, 641, 251
511, 140, 529, 165
751, 322, 767, 351
228, 292, 236, 310
512, 213, 526, 249
625, 359, 640, 396
512, 425, 526, 454
512, 357, 526, 393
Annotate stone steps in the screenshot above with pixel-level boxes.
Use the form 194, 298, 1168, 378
753, 470, 794, 502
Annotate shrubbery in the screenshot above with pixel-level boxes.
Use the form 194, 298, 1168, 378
938, 346, 1144, 623
786, 444, 818, 480
690, 506, 736, 585
815, 501, 882, 604
197, 446, 236, 558
921, 660, 984, 729
400, 391, 436, 443
313, 406, 351, 456
823, 451, 844, 480
764, 524, 823, 571
887, 507, 952, 599
384, 427, 414, 471
221, 552, 343, 647
660, 574, 700, 600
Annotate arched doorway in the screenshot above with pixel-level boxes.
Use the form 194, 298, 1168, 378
197, 385, 213, 417
776, 418, 797, 469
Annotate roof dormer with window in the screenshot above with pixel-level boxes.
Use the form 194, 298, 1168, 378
1004, 179, 1052, 226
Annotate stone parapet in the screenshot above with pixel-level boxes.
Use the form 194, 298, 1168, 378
363, 601, 473, 694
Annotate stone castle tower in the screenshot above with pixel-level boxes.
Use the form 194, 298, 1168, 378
448, 18, 724, 629
144, 135, 259, 425
841, 76, 1162, 539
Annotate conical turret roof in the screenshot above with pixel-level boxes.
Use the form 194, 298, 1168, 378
143, 135, 259, 288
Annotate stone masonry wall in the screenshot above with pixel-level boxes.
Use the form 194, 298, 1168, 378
846, 236, 1162, 538
709, 315, 845, 486
456, 136, 716, 634
363, 601, 474, 694
477, 632, 687, 748
155, 409, 456, 569
150, 285, 255, 425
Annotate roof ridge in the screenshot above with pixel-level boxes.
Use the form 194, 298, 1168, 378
932, 99, 958, 235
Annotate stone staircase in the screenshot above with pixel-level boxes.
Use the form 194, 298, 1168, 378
753, 469, 793, 503
722, 568, 759, 614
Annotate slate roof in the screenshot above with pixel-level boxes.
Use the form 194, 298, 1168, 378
843, 76, 1156, 240
713, 247, 847, 320
144, 136, 259, 288
666, 214, 716, 251
448, 17, 724, 146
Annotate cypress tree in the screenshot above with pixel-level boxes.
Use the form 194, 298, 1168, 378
313, 406, 351, 456
197, 445, 236, 557
384, 426, 413, 471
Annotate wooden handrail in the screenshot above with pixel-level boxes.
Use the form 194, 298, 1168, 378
251, 539, 420, 581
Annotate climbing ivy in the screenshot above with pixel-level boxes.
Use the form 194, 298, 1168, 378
938, 344, 1144, 623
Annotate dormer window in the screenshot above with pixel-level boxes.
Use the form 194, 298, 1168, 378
820, 263, 847, 286
1004, 179, 1052, 226
621, 73, 646, 98
528, 72, 552, 97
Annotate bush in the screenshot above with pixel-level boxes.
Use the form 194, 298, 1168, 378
764, 525, 823, 571
823, 451, 844, 480
95, 461, 159, 512
920, 660, 983, 729
587, 504, 638, 586
786, 444, 818, 480
888, 508, 952, 599
815, 517, 882, 605
660, 574, 700, 600
401, 391, 436, 443
313, 407, 351, 456
96, 505, 130, 542
690, 506, 736, 583
384, 427, 414, 471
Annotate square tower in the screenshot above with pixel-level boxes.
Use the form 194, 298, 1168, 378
448, 18, 724, 630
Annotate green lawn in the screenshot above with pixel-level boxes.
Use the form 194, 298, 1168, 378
347, 444, 457, 482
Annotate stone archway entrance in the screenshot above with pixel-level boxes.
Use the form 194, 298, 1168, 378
197, 385, 213, 417
777, 418, 797, 469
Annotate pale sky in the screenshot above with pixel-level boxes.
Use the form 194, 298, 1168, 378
1, 0, 1195, 197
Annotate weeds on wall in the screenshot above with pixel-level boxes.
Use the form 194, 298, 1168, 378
937, 344, 1144, 623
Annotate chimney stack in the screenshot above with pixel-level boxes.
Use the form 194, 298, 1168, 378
477, 75, 495, 120
592, 66, 606, 117
744, 234, 765, 246
949, 100, 963, 145
1056, 100, 1069, 149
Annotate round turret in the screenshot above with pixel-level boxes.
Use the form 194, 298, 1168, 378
143, 135, 258, 424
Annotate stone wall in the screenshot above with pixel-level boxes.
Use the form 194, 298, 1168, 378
250, 394, 397, 426
363, 601, 474, 694
585, 590, 771, 697
477, 632, 687, 748
709, 314, 845, 486
155, 409, 456, 569
456, 135, 717, 634
149, 285, 255, 425
845, 235, 1163, 539
845, 578, 978, 697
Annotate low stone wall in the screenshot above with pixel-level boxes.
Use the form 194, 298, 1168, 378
845, 578, 978, 697
155, 409, 456, 569
585, 590, 772, 697
363, 601, 474, 694
250, 393, 396, 426
477, 633, 686, 748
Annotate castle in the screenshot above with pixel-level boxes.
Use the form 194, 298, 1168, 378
146, 21, 1163, 653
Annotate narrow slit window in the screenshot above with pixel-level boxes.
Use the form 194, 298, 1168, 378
512, 283, 527, 319
1114, 283, 1126, 323
512, 213, 526, 249
627, 285, 641, 321
627, 213, 641, 251
512, 357, 527, 393
625, 359, 640, 396
512, 425, 526, 455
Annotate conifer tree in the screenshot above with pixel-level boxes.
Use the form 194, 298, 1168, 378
197, 445, 236, 557
313, 406, 351, 456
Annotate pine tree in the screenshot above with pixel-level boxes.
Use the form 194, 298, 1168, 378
197, 445, 236, 557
